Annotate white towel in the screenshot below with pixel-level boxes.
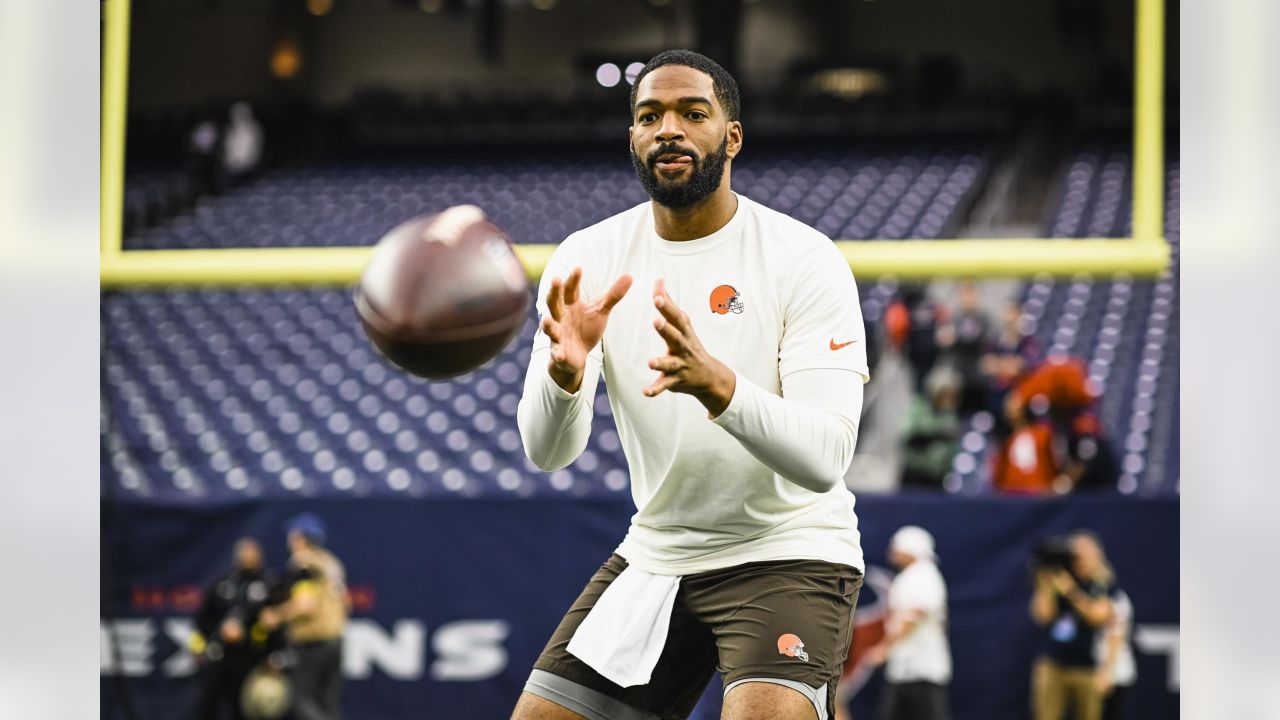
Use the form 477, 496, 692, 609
566, 566, 682, 688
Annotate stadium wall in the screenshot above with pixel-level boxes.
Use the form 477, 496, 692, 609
101, 495, 1178, 720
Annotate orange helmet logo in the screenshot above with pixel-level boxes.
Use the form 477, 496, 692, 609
777, 633, 809, 661
709, 285, 744, 315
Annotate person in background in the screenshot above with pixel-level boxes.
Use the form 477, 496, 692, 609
900, 366, 963, 490
862, 526, 951, 720
934, 281, 991, 414
979, 301, 1040, 420
1096, 581, 1137, 720
1011, 355, 1096, 415
222, 102, 264, 184
1029, 531, 1116, 720
889, 286, 943, 392
190, 538, 278, 720
260, 514, 349, 720
185, 112, 222, 198
1058, 411, 1120, 492
1010, 356, 1117, 493
991, 391, 1060, 494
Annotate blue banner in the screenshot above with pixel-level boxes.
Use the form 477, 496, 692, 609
101, 495, 1177, 719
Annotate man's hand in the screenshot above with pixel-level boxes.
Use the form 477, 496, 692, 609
644, 280, 736, 417
1049, 569, 1077, 596
1093, 669, 1115, 695
259, 606, 283, 630
220, 618, 244, 645
861, 643, 889, 668
541, 268, 633, 393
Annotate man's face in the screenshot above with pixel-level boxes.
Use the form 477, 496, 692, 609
888, 548, 915, 570
629, 65, 742, 209
1002, 303, 1020, 332
234, 539, 262, 571
933, 385, 959, 411
1070, 535, 1102, 577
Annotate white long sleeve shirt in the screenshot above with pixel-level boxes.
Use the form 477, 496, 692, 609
517, 195, 869, 575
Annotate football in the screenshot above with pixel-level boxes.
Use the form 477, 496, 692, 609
354, 205, 530, 379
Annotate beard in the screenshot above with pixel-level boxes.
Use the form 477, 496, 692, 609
630, 135, 729, 209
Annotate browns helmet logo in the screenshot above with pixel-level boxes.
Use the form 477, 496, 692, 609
709, 285, 744, 315
776, 633, 809, 662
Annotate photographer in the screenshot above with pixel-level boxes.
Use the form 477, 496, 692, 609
1029, 532, 1115, 720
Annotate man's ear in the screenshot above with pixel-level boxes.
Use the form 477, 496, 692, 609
627, 125, 635, 154
726, 120, 744, 160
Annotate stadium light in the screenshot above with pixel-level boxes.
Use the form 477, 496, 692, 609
595, 63, 621, 88
306, 0, 333, 16
624, 62, 644, 85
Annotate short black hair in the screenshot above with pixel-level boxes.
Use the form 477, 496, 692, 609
629, 49, 741, 122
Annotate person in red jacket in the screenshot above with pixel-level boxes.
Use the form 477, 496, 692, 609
1012, 356, 1096, 412
1010, 356, 1118, 492
992, 393, 1061, 494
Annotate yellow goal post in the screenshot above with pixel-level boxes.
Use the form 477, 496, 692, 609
99, 0, 1167, 287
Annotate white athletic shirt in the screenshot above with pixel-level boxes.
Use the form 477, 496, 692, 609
1098, 588, 1137, 686
885, 559, 952, 684
518, 194, 869, 575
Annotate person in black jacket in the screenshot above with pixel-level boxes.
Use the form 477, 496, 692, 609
189, 538, 281, 720
1028, 532, 1116, 720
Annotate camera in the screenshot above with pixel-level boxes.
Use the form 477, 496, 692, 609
1033, 536, 1074, 571
1029, 536, 1078, 585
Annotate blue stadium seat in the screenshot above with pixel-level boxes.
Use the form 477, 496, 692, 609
946, 149, 1179, 496
104, 141, 995, 501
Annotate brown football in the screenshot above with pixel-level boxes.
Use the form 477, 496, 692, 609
354, 205, 530, 379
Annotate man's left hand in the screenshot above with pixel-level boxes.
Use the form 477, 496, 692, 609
259, 606, 283, 629
645, 279, 736, 418
861, 643, 889, 667
220, 618, 244, 644
1049, 569, 1077, 596
1093, 669, 1115, 695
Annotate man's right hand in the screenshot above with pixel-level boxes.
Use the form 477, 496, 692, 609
540, 267, 632, 393
220, 618, 244, 644
1049, 569, 1077, 596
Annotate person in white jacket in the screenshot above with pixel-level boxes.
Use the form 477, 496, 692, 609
1096, 585, 1137, 720
861, 526, 951, 720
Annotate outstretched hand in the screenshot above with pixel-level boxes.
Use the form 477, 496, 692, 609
541, 267, 633, 393
644, 279, 736, 417
861, 643, 889, 668
1049, 569, 1078, 596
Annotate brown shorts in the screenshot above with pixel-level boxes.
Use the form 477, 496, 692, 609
526, 554, 862, 720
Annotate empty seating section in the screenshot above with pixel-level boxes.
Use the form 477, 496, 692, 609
947, 148, 1180, 495
102, 290, 598, 501
114, 139, 1140, 502
122, 142, 984, 250
123, 168, 191, 233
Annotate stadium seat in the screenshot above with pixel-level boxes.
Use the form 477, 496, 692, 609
103, 140, 1005, 500
946, 148, 1179, 496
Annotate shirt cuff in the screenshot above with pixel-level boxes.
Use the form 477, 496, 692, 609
538, 363, 584, 402
711, 371, 756, 429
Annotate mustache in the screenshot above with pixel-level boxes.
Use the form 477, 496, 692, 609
645, 143, 700, 166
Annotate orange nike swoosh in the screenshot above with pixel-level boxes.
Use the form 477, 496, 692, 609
830, 338, 858, 351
